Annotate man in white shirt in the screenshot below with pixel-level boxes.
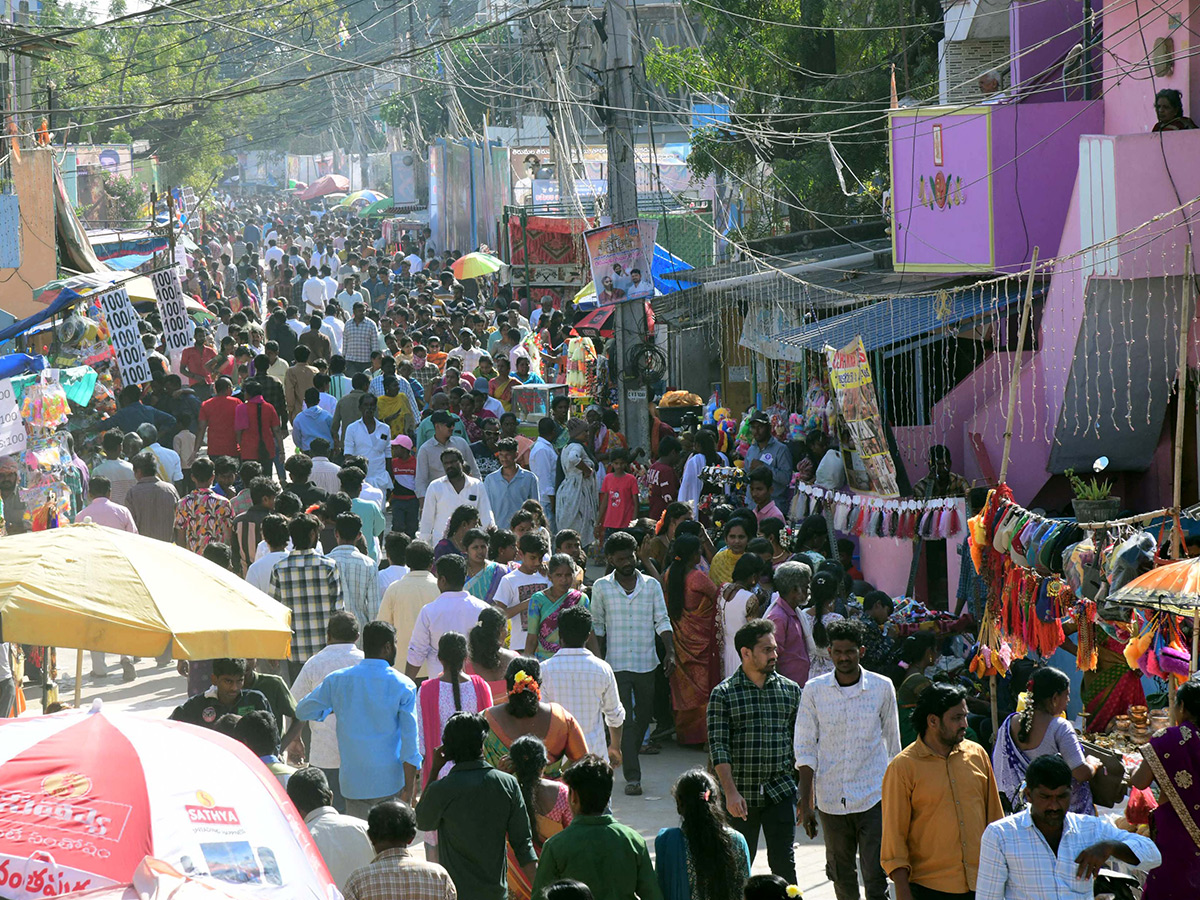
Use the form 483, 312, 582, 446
91, 430, 137, 503
528, 417, 559, 528
403, 554, 489, 678
264, 239, 284, 268
336, 277, 364, 315
794, 617, 900, 900
377, 532, 410, 597
307, 439, 343, 495
246, 513, 291, 594
404, 250, 423, 273
377, 541, 440, 677
976, 754, 1160, 900
302, 267, 327, 318
417, 447, 494, 544
137, 423, 183, 484
321, 307, 344, 356
320, 265, 339, 300
281, 612, 365, 812
286, 767, 374, 891
542, 605, 624, 765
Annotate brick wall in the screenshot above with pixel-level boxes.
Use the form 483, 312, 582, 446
944, 39, 1011, 103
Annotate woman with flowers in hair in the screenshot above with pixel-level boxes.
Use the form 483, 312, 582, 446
644, 501, 694, 573
665, 534, 721, 745
482, 656, 588, 777
655, 768, 751, 900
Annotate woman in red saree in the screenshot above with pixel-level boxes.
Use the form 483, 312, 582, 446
1131, 678, 1200, 899
664, 534, 721, 746
1080, 633, 1146, 733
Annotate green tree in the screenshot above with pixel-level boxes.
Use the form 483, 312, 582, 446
645, 0, 942, 232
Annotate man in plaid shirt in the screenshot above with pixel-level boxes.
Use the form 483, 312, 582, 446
342, 302, 382, 376
707, 617, 802, 881
270, 513, 342, 680
328, 512, 381, 628
343, 800, 456, 900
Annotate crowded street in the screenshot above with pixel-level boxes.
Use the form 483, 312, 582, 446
3, 0, 1200, 896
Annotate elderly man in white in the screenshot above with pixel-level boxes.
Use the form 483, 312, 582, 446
417, 446, 494, 545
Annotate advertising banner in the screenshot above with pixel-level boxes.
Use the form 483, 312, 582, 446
583, 219, 658, 305
149, 268, 191, 353
825, 336, 899, 497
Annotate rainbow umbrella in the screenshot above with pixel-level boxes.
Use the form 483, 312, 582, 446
1109, 556, 1200, 615
359, 197, 395, 218
451, 251, 505, 280
337, 189, 386, 208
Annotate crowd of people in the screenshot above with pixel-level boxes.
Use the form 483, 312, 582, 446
28, 195, 1196, 900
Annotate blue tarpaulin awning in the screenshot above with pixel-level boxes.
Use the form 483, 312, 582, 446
768, 282, 1033, 355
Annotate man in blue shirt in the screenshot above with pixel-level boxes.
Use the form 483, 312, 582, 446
744, 409, 793, 508
295, 621, 422, 819
292, 388, 334, 452
106, 384, 176, 437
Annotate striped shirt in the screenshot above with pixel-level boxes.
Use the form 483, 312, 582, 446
328, 545, 381, 628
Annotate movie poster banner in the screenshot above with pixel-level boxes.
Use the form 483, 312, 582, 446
825, 336, 899, 497
584, 219, 657, 305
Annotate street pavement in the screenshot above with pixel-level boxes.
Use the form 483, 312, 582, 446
32, 652, 844, 897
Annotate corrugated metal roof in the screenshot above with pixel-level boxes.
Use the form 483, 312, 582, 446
769, 281, 1032, 353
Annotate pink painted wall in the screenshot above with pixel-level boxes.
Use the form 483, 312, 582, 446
891, 110, 996, 269
1102, 0, 1198, 135
891, 102, 1100, 273
1010, 0, 1086, 101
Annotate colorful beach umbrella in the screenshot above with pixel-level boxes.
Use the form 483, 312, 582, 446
1109, 556, 1200, 615
359, 197, 395, 218
451, 251, 505, 280
337, 189, 385, 208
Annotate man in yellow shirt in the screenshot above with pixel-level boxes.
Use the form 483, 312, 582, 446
881, 683, 1004, 900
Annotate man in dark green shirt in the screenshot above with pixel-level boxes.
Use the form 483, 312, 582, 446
170, 658, 273, 728
243, 658, 297, 738
415, 712, 536, 900
531, 755, 661, 900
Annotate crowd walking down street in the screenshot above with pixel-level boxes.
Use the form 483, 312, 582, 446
1, 192, 1193, 900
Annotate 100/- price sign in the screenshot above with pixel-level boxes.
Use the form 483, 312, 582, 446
150, 267, 192, 353
98, 286, 153, 385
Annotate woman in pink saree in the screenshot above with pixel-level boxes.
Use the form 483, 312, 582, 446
1131, 678, 1200, 899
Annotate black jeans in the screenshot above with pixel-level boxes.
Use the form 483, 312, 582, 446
729, 796, 796, 882
614, 669, 655, 783
910, 886, 974, 900
818, 802, 888, 900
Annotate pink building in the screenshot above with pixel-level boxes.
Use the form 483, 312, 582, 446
886, 0, 1200, 511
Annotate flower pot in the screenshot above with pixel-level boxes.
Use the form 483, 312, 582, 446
1072, 497, 1121, 524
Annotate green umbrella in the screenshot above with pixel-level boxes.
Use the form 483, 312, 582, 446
359, 197, 395, 218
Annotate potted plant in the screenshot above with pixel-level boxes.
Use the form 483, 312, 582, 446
1065, 468, 1120, 523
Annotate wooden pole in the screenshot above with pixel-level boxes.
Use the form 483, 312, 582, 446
998, 247, 1040, 485
992, 248, 1039, 737
1170, 246, 1194, 714
73, 649, 82, 708
1172, 245, 1193, 561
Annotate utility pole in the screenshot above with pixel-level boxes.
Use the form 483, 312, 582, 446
604, 0, 648, 453
439, 0, 455, 138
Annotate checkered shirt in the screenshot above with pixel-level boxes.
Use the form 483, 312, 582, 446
269, 549, 342, 662
342, 318, 381, 364
589, 571, 672, 673
343, 848, 456, 900
328, 544, 381, 628
707, 667, 802, 808
541, 647, 626, 762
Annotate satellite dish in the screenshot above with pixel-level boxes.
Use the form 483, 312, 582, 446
1093, 456, 1109, 473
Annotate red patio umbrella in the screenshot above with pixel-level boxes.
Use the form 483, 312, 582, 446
295, 174, 349, 201
572, 302, 655, 339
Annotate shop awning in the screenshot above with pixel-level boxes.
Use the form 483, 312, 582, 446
767, 281, 1033, 355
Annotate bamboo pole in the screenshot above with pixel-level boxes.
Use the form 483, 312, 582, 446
992, 248, 1040, 736
1170, 246, 1194, 713
74, 649, 83, 708
998, 247, 1040, 486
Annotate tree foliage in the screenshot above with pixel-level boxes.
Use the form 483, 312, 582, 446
35, 0, 351, 189
645, 0, 942, 231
